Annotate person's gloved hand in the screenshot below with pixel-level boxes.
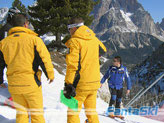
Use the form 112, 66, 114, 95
63, 83, 76, 99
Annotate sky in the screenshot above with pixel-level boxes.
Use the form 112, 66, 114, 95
138, 0, 164, 23
0, 0, 163, 23
0, 0, 34, 8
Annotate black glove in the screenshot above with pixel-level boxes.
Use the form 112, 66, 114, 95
63, 84, 76, 99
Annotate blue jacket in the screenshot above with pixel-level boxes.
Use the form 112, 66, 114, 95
101, 65, 131, 90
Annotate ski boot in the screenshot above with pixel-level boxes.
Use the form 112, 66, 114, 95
115, 115, 124, 120
108, 112, 115, 119
105, 106, 115, 116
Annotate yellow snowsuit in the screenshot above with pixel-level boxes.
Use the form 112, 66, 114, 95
65, 25, 107, 123
0, 27, 54, 123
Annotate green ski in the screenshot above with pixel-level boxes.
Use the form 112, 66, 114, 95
60, 90, 78, 111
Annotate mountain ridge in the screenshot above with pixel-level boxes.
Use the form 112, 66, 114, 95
91, 0, 164, 71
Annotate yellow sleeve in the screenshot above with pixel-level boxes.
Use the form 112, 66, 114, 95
65, 39, 80, 84
99, 41, 107, 52
35, 37, 54, 80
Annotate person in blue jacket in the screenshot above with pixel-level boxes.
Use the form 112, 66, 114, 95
101, 56, 131, 117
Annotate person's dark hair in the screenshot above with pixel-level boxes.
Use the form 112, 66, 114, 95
7, 7, 20, 23
11, 13, 29, 27
114, 56, 122, 64
69, 17, 84, 25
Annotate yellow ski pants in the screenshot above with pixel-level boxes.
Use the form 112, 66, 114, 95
67, 90, 99, 123
11, 87, 45, 123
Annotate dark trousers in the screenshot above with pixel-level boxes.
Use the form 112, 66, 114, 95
109, 88, 123, 108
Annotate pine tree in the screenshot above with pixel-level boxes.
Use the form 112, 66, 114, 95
69, 0, 99, 26
28, 0, 99, 44
12, 0, 26, 13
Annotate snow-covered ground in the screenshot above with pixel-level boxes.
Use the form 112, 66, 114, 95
0, 69, 163, 123
40, 34, 56, 45
40, 34, 64, 45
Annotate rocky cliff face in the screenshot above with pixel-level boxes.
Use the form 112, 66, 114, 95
130, 43, 164, 93
101, 32, 163, 72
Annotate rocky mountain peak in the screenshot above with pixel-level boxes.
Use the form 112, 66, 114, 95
91, 0, 164, 71
109, 0, 143, 13
92, 0, 164, 37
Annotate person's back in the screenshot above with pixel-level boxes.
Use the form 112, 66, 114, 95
0, 13, 54, 123
65, 25, 101, 90
1, 26, 44, 93
64, 17, 106, 123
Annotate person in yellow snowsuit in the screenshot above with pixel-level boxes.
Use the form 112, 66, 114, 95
64, 17, 107, 123
0, 13, 54, 123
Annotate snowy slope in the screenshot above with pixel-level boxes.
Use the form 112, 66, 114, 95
40, 34, 56, 45
40, 34, 64, 45
0, 69, 163, 123
119, 10, 138, 32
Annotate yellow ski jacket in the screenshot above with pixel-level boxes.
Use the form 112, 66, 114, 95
0, 27, 54, 94
65, 25, 107, 90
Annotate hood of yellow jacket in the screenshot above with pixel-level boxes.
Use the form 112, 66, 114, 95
72, 25, 95, 40
8, 27, 38, 36
65, 25, 96, 47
